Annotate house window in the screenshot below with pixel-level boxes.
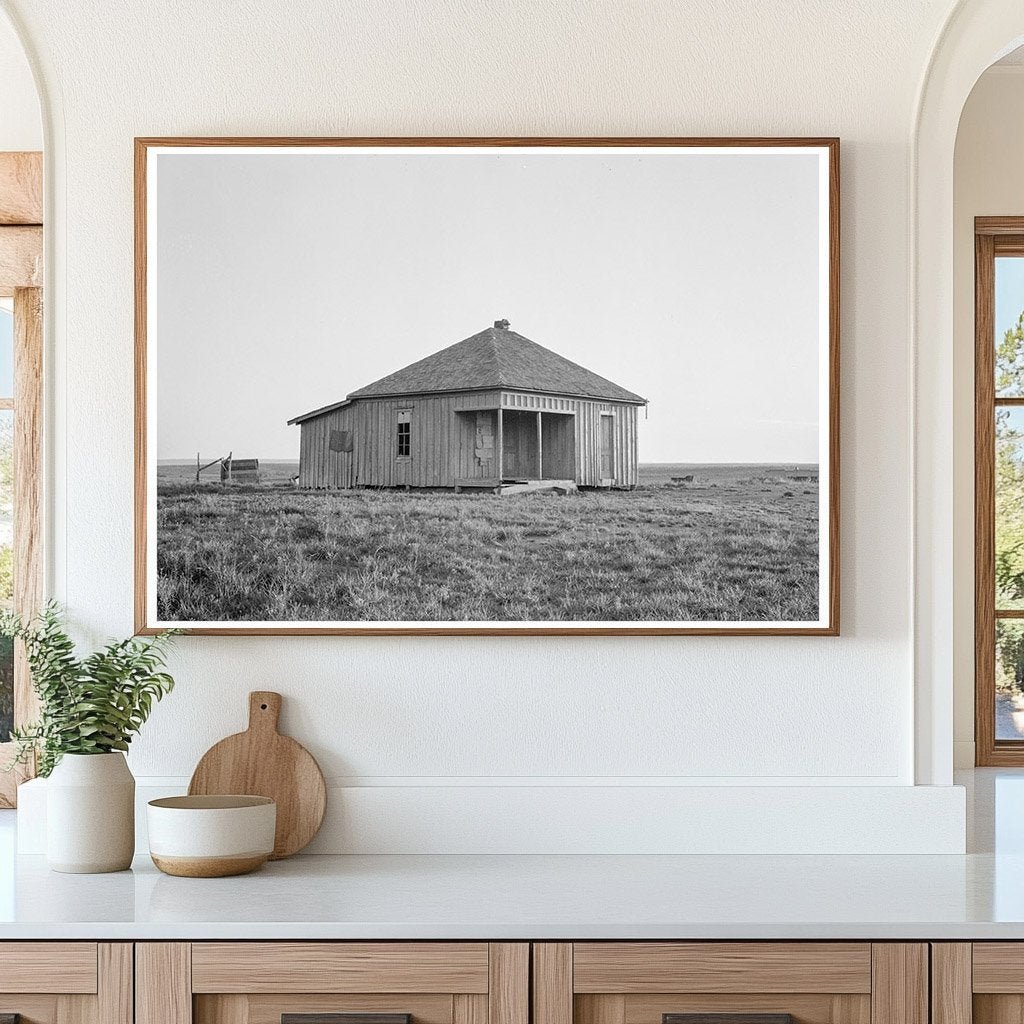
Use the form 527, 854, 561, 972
975, 220, 1024, 764
0, 151, 43, 808
0, 290, 43, 808
396, 409, 411, 458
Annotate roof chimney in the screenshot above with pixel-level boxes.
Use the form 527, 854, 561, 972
494, 318, 510, 330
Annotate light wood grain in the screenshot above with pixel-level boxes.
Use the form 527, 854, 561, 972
870, 945, 927, 1024
188, 690, 327, 858
534, 944, 572, 1024
0, 995, 59, 1023
14, 286, 42, 723
195, 992, 455, 1024
0, 752, 30, 809
0, 152, 42, 224
974, 995, 1024, 1024
622, 994, 870, 1024
136, 943, 192, 1024
256, 993, 450, 1021
489, 943, 528, 1024
192, 942, 489, 994
832, 995, 872, 1024
134, 135, 840, 638
932, 945, 972, 1024
577, 995, 626, 1024
573, 944, 872, 994
59, 993, 99, 1024
0, 765, 13, 810
151, 852, 269, 877
195, 993, 248, 1024
278, 1016, 414, 1024
456, 993, 490, 1024
0, 943, 97, 994
98, 944, 133, 1024
973, 944, 1024, 992
0, 283, 42, 808
0, 225, 41, 295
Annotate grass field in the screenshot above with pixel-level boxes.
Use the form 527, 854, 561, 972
155, 463, 820, 623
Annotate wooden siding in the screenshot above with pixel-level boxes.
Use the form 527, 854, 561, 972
296, 389, 639, 489
456, 409, 499, 481
541, 413, 575, 480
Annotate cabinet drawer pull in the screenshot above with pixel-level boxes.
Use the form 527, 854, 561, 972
664, 1016, 794, 1024
283, 1015, 412, 1024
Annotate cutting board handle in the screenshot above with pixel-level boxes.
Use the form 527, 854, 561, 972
248, 691, 282, 734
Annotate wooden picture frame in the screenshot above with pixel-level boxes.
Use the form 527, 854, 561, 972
135, 137, 840, 637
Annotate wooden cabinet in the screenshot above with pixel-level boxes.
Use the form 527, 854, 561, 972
931, 943, 1024, 1024
0, 938, 937, 1024
532, 944, 929, 1024
0, 941, 131, 1023
136, 942, 529, 1024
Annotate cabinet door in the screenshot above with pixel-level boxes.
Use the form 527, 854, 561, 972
137, 942, 528, 1024
0, 942, 131, 1023
934, 943, 1024, 1024
534, 944, 927, 1024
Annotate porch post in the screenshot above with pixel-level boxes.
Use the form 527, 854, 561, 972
497, 406, 504, 482
536, 411, 543, 480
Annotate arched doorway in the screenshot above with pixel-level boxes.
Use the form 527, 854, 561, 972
914, 1, 1024, 784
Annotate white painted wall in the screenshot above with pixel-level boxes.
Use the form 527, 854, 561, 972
0, 11, 38, 152
0, 0, 981, 852
952, 67, 1024, 768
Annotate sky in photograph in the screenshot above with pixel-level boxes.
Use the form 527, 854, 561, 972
997, 257, 1024, 341
155, 148, 823, 463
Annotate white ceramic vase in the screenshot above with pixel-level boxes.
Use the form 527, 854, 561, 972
46, 752, 135, 873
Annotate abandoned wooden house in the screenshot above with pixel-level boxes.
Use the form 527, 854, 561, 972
287, 320, 646, 493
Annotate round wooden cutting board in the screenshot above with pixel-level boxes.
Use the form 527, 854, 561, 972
188, 691, 327, 859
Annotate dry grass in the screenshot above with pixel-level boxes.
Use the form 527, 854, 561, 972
155, 474, 819, 623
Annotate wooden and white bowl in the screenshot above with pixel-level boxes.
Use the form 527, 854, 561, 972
147, 795, 277, 877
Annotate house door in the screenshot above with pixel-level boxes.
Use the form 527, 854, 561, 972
600, 414, 614, 481
502, 409, 539, 479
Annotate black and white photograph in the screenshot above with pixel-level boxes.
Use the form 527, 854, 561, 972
137, 139, 837, 635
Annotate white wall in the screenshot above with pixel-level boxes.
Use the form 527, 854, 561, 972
0, 11, 38, 152
952, 67, 1024, 767
0, 0, 972, 852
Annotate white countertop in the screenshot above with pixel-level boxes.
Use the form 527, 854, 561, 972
0, 770, 1020, 941
1, 846, 1023, 940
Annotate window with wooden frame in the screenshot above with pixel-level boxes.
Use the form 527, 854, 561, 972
0, 151, 44, 807
974, 217, 1024, 764
396, 408, 411, 459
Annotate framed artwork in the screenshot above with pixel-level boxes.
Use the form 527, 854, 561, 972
135, 137, 839, 636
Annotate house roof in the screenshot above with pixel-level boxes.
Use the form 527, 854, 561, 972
288, 323, 646, 423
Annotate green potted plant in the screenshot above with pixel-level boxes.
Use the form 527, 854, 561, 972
2, 603, 177, 873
